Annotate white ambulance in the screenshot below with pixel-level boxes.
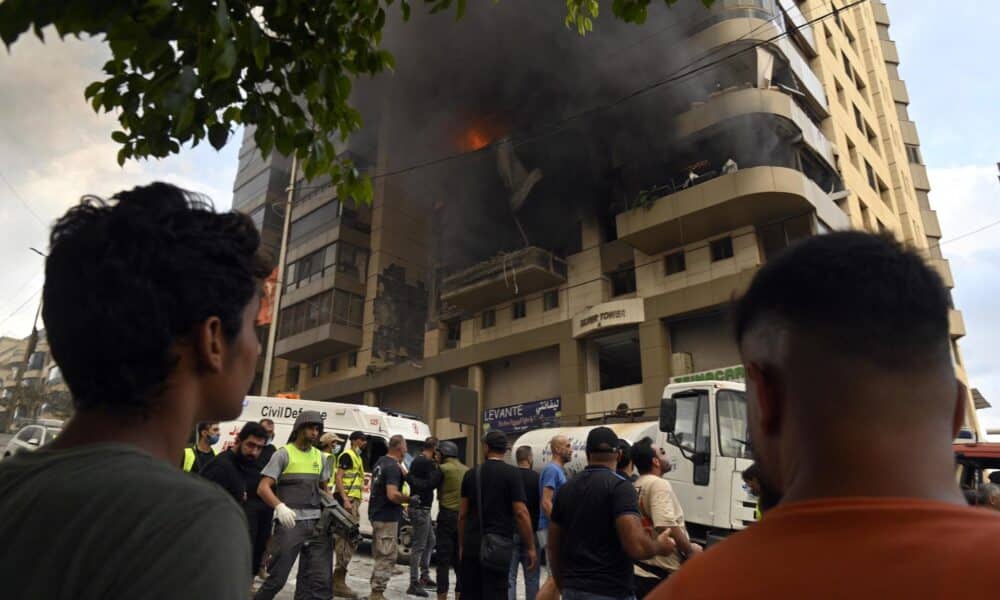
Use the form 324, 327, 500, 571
215, 395, 433, 560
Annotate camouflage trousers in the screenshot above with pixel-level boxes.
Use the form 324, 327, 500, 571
334, 501, 360, 572
370, 520, 399, 593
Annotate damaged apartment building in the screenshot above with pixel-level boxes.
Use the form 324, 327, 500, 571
231, 0, 978, 457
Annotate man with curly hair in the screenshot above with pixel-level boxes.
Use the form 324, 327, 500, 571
0, 183, 270, 599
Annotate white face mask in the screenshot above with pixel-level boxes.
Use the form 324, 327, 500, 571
333, 444, 343, 455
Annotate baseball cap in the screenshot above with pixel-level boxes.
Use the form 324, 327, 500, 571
586, 426, 619, 453
349, 431, 366, 441
484, 430, 509, 452
319, 432, 344, 446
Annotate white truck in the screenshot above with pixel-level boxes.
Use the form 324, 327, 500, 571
512, 381, 755, 546
214, 395, 433, 561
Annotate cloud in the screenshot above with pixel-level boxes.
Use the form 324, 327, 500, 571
0, 32, 239, 339
929, 165, 1000, 440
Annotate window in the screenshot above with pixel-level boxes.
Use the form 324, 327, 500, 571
853, 104, 864, 132
842, 53, 853, 82
279, 288, 363, 339
286, 242, 369, 290
445, 320, 461, 348
329, 357, 339, 372
287, 365, 300, 389
844, 24, 856, 49
543, 290, 559, 311
835, 79, 845, 107
664, 251, 686, 275
482, 309, 496, 328
15, 426, 39, 443
512, 300, 527, 320
865, 160, 877, 191
717, 390, 750, 459
348, 352, 358, 367
311, 363, 321, 378
289, 200, 341, 244
710, 237, 734, 262
670, 390, 711, 486
760, 214, 812, 260
905, 144, 922, 164
847, 138, 859, 169
608, 264, 637, 297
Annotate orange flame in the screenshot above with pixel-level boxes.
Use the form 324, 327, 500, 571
463, 127, 491, 151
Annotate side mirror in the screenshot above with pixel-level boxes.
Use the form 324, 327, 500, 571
659, 396, 677, 433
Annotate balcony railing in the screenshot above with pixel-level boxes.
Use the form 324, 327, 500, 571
440, 247, 568, 311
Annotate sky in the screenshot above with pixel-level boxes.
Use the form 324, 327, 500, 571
0, 2, 997, 434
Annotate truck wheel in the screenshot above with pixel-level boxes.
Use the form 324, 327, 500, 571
396, 521, 413, 564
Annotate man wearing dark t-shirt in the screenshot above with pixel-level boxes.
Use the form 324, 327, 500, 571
459, 431, 537, 600
548, 427, 675, 600
510, 445, 541, 600
368, 435, 410, 600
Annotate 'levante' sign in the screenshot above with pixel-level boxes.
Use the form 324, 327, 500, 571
483, 397, 561, 434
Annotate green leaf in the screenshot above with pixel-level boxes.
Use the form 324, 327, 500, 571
83, 81, 102, 100
111, 131, 129, 143
208, 124, 229, 150
214, 40, 237, 81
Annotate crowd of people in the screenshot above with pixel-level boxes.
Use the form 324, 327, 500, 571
1, 182, 1000, 600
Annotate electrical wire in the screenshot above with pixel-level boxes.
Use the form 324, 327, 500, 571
290, 0, 867, 191
0, 169, 47, 231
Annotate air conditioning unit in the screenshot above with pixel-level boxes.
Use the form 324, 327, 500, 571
671, 352, 694, 376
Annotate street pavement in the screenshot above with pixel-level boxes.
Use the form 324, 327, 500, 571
266, 546, 548, 600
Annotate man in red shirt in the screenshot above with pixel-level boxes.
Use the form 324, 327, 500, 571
650, 232, 1000, 599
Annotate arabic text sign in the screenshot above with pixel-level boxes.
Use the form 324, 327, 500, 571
483, 397, 561, 434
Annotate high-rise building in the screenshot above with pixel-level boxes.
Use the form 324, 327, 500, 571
233, 0, 979, 452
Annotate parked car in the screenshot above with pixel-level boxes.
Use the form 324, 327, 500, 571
3, 423, 62, 458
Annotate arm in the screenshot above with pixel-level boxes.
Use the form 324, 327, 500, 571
513, 501, 538, 570
668, 526, 700, 559
541, 486, 555, 519
547, 522, 564, 591
615, 514, 675, 561
257, 476, 282, 510
386, 484, 410, 505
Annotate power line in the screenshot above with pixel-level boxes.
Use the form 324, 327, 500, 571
362, 0, 867, 183
291, 1, 860, 194
0, 169, 47, 230
0, 286, 41, 331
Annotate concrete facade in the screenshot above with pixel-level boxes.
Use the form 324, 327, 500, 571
234, 0, 980, 452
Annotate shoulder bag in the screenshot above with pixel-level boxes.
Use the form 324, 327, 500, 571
476, 463, 515, 573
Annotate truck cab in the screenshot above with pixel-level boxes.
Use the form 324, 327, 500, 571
659, 381, 755, 545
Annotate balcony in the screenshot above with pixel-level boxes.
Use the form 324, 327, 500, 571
440, 246, 568, 312
275, 288, 364, 363
899, 120, 920, 146
873, 2, 890, 26
950, 309, 967, 339
922, 208, 942, 238
276, 323, 362, 364
911, 163, 931, 192
890, 79, 910, 104
929, 257, 954, 288
585, 384, 644, 416
676, 88, 835, 169
616, 166, 849, 256
881, 40, 899, 65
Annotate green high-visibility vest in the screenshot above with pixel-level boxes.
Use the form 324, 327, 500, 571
338, 447, 365, 500
182, 446, 216, 473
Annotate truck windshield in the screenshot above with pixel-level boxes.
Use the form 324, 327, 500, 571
717, 389, 750, 458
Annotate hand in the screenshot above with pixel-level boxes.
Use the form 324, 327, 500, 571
343, 498, 354, 512
526, 546, 539, 571
655, 529, 677, 556
274, 503, 297, 528
689, 542, 704, 555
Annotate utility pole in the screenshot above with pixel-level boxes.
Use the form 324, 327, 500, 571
260, 156, 298, 396
11, 247, 47, 420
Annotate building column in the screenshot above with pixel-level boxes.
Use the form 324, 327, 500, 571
559, 338, 587, 422
468, 364, 485, 465
423, 376, 439, 437
639, 318, 671, 415
363, 390, 377, 407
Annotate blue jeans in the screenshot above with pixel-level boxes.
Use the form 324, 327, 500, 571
562, 590, 636, 600
508, 533, 540, 600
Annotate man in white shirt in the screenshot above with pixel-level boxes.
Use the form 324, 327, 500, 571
630, 438, 702, 598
